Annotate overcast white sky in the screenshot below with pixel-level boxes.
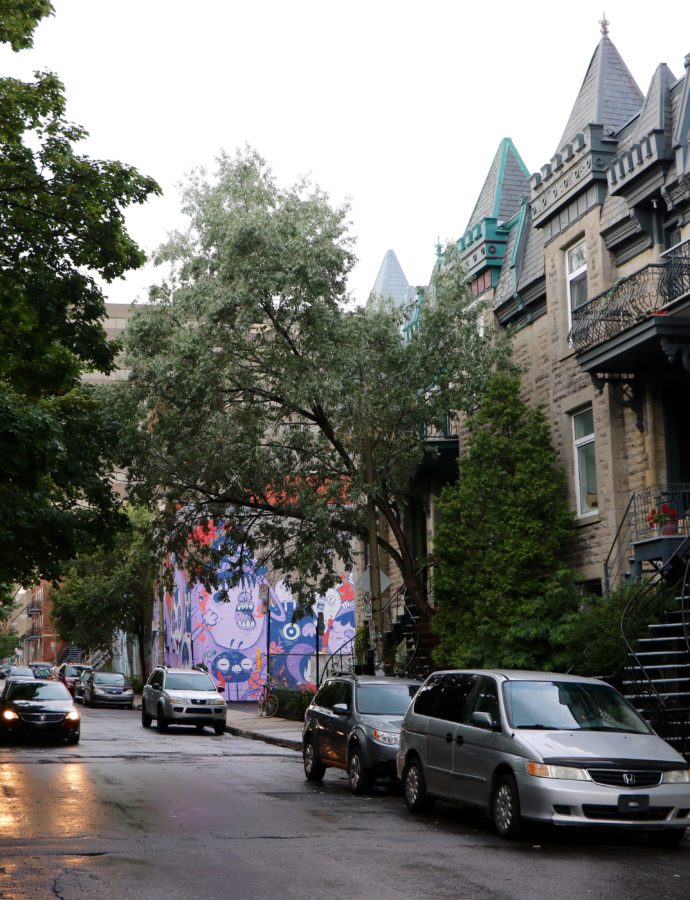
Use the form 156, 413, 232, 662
4, 0, 690, 305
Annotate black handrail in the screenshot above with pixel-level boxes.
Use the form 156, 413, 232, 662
620, 535, 690, 751
318, 579, 422, 685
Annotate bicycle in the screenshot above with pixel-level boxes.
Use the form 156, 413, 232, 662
257, 680, 279, 717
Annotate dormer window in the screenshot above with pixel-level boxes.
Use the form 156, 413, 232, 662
566, 239, 588, 323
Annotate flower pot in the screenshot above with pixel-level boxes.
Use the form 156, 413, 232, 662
661, 521, 678, 535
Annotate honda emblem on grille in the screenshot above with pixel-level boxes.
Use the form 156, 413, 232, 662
39, 714, 46, 722
623, 773, 636, 785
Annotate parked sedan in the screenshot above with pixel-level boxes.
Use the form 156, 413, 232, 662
8, 666, 34, 679
83, 671, 134, 709
0, 678, 80, 743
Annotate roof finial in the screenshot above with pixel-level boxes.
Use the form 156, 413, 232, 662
599, 12, 609, 35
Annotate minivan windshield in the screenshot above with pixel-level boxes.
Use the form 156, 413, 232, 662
357, 683, 419, 715
503, 680, 652, 734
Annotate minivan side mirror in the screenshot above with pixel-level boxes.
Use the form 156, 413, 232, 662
332, 702, 349, 716
470, 710, 499, 730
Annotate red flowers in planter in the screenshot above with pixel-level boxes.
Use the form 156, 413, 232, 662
647, 503, 678, 528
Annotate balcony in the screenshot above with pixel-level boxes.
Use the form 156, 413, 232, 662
27, 601, 42, 615
605, 484, 690, 591
569, 239, 690, 355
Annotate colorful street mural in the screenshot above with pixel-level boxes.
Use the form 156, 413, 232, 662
161, 525, 355, 701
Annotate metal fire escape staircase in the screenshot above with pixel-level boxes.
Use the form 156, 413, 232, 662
319, 573, 434, 685
620, 522, 690, 761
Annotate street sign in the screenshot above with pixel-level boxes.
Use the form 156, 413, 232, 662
356, 567, 391, 595
362, 591, 373, 621
259, 583, 269, 613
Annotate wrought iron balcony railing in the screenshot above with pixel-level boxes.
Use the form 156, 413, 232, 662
569, 239, 690, 353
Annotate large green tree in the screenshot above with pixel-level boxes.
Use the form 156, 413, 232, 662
51, 506, 157, 678
0, 2, 160, 594
114, 148, 507, 618
432, 371, 578, 668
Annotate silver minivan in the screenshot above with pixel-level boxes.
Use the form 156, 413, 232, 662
397, 669, 690, 842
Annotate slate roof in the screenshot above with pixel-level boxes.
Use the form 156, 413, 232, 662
464, 138, 530, 232
556, 34, 644, 152
368, 249, 414, 309
633, 63, 677, 148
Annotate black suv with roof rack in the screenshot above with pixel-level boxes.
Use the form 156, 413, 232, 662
302, 674, 420, 794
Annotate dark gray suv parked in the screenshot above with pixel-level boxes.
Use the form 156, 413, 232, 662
302, 675, 420, 794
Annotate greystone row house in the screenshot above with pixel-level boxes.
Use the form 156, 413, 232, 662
371, 24, 690, 754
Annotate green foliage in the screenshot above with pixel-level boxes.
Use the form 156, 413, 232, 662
51, 506, 157, 675
0, 7, 160, 593
273, 687, 314, 721
0, 629, 19, 660
113, 148, 506, 616
556, 581, 653, 686
432, 371, 579, 669
0, 0, 52, 51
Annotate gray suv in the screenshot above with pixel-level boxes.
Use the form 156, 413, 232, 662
302, 675, 420, 793
142, 666, 226, 735
397, 669, 690, 842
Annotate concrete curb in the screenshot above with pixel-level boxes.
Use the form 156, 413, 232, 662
224, 725, 302, 752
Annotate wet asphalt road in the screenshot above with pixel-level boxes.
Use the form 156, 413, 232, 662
1, 707, 690, 899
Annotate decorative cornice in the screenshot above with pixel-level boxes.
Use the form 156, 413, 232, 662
530, 126, 615, 227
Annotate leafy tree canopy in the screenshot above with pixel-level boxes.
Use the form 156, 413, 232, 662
432, 371, 579, 668
0, 4, 160, 594
114, 148, 507, 615
0, 628, 19, 660
51, 506, 157, 677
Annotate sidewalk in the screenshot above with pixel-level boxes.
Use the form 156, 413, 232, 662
133, 696, 303, 752
224, 702, 303, 751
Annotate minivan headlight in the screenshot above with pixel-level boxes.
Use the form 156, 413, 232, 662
527, 762, 591, 781
662, 769, 690, 784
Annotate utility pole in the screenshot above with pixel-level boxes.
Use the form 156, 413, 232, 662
364, 434, 384, 674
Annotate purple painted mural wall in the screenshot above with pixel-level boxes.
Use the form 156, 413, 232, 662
158, 526, 355, 701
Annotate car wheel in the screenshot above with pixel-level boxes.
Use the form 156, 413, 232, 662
303, 737, 326, 782
648, 828, 686, 846
347, 747, 372, 795
156, 705, 169, 732
492, 773, 522, 839
403, 757, 434, 812
213, 722, 225, 736
141, 705, 152, 728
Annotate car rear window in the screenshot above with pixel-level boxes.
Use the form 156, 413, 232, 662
9, 682, 71, 701
94, 673, 126, 685
166, 673, 216, 691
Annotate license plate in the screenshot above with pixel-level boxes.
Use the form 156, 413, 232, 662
618, 794, 649, 812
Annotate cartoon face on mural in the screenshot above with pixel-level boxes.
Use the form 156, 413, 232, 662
162, 526, 354, 701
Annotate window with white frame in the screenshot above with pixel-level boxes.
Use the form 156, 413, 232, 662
572, 406, 598, 516
566, 239, 588, 321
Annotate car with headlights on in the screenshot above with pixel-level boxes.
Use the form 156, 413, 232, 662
83, 671, 134, 709
302, 674, 421, 794
142, 666, 226, 734
397, 669, 690, 843
0, 678, 80, 744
